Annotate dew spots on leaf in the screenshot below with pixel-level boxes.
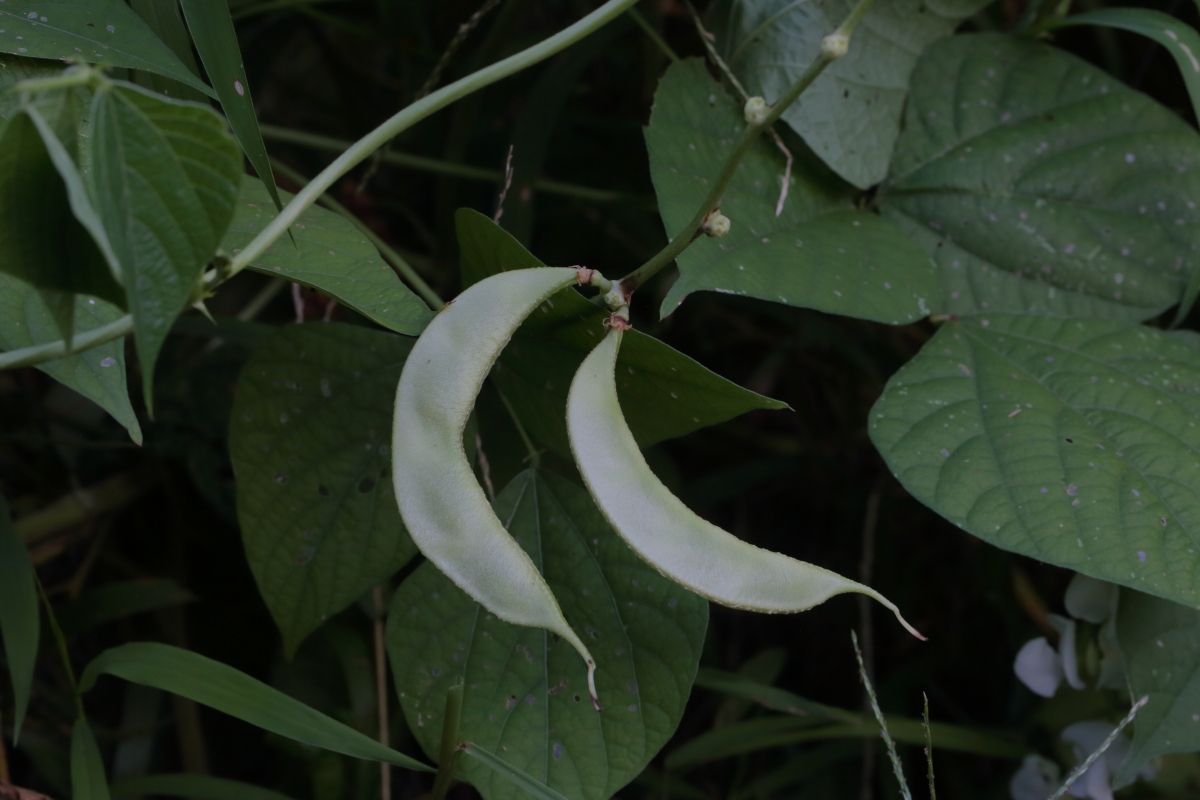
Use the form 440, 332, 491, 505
1066, 483, 1079, 497
99, 356, 116, 368
234, 80, 245, 96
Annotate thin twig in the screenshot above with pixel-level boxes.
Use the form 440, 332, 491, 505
431, 685, 465, 800
852, 630, 912, 800
922, 693, 936, 800
373, 586, 392, 800
493, 144, 516, 223
474, 432, 497, 501
359, 0, 505, 192
858, 485, 882, 800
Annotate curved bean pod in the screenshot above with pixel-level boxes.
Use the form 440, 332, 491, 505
392, 267, 599, 705
567, 328, 924, 639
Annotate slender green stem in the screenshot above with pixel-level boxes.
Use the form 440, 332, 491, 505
36, 577, 83, 716
270, 159, 445, 310
260, 123, 643, 206
431, 684, 465, 800
629, 8, 680, 62
0, 0, 639, 372
617, 0, 876, 296
497, 388, 541, 468
0, 315, 134, 370
227, 0, 640, 279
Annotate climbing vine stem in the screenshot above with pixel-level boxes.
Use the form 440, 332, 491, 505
616, 0, 876, 298
0, 0, 639, 371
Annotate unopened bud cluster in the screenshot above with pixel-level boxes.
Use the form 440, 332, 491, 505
743, 96, 770, 126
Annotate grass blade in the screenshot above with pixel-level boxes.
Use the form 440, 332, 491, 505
70, 716, 111, 800
852, 630, 911, 800
179, 0, 281, 210
79, 642, 431, 772
0, 495, 39, 742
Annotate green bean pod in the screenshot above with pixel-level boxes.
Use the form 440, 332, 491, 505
392, 267, 599, 705
567, 328, 924, 639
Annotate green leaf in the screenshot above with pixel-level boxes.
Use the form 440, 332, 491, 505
229, 322, 416, 654
111, 773, 296, 800
0, 1, 212, 97
1115, 591, 1200, 783
71, 716, 111, 800
0, 110, 122, 309
79, 642, 432, 772
455, 208, 786, 452
0, 495, 38, 742
459, 743, 572, 800
0, 274, 141, 443
647, 59, 937, 324
128, 0, 207, 103
387, 470, 707, 800
179, 0, 281, 210
223, 177, 433, 335
870, 314, 1200, 610
711, 0, 988, 188
880, 33, 1200, 321
85, 82, 242, 406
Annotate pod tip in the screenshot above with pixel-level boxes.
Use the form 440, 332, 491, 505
586, 660, 602, 712
898, 613, 927, 642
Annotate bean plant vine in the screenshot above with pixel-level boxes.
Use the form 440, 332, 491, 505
4, 0, 1200, 798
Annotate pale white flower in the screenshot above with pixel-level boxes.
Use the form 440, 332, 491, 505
1010, 754, 1060, 800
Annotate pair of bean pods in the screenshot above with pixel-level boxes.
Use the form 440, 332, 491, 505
391, 267, 922, 710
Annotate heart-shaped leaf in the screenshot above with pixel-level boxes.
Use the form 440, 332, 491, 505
387, 470, 707, 800
870, 314, 1200, 610
222, 178, 433, 336
881, 33, 1200, 321
646, 59, 937, 324
230, 323, 416, 654
710, 0, 988, 188
0, 1, 211, 97
455, 207, 786, 453
85, 82, 242, 406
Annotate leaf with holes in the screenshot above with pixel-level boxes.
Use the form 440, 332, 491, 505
85, 81, 242, 405
870, 314, 1200, 610
387, 470, 707, 800
880, 33, 1200, 321
230, 323, 416, 654
709, 0, 988, 188
222, 178, 433, 335
647, 59, 936, 323
1115, 591, 1200, 783
456, 207, 786, 454
0, 1, 211, 97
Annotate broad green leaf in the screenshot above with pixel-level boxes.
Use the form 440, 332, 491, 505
79, 642, 432, 772
223, 177, 433, 335
387, 471, 708, 800
229, 323, 416, 654
455, 208, 786, 453
57, 579, 194, 638
1115, 592, 1200, 783
85, 82, 242, 406
71, 716, 111, 800
647, 59, 937, 324
710, 0, 989, 188
870, 314, 1200, 610
0, 273, 141, 443
179, 0, 281, 210
881, 33, 1200, 321
0, 110, 122, 309
459, 743, 572, 800
112, 773, 295, 800
0, 1, 212, 97
0, 54, 54, 119
0, 495, 38, 742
